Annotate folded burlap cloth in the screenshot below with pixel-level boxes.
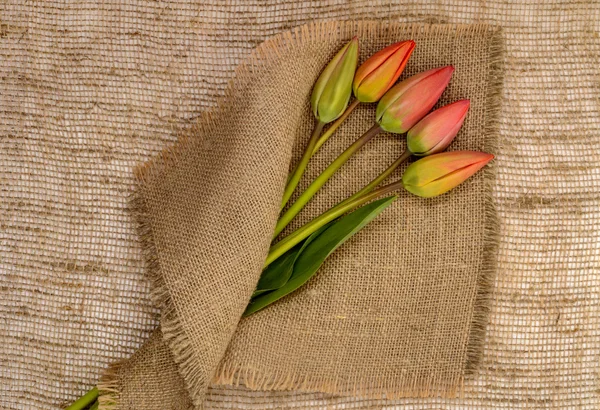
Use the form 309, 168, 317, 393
98, 22, 502, 409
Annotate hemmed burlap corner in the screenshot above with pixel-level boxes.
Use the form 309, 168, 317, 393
99, 21, 504, 409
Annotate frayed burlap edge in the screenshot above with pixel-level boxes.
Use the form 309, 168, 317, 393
98, 20, 505, 408
97, 359, 125, 409
463, 28, 505, 377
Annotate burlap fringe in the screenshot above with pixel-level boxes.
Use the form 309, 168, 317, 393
99, 20, 504, 407
97, 359, 125, 410
213, 362, 463, 400
463, 27, 505, 378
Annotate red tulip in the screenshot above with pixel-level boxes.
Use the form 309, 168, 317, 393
353, 40, 415, 103
376, 66, 454, 134
407, 100, 470, 156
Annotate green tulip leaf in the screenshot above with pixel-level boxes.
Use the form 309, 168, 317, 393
252, 246, 297, 298
244, 196, 396, 317
252, 223, 332, 298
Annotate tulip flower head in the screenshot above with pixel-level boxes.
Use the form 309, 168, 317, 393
353, 40, 415, 103
402, 151, 494, 198
376, 65, 454, 134
407, 99, 470, 156
311, 37, 359, 123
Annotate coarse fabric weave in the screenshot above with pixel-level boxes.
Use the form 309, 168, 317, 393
100, 21, 501, 408
1, 1, 599, 410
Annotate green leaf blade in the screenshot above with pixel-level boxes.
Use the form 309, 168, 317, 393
252, 246, 298, 298
244, 196, 396, 317
252, 221, 334, 298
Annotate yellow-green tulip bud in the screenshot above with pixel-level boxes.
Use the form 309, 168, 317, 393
402, 151, 494, 198
311, 37, 359, 123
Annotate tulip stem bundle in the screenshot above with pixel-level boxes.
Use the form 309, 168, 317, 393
266, 179, 404, 267
268, 148, 410, 267
274, 123, 382, 237
336, 149, 412, 209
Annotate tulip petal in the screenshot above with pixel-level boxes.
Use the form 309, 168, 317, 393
311, 41, 351, 117
353, 40, 415, 102
376, 66, 448, 120
402, 151, 493, 197
311, 37, 359, 122
407, 100, 470, 156
376, 66, 454, 133
354, 42, 404, 86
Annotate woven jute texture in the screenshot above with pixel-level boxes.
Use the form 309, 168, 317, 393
1, 2, 599, 410
102, 22, 501, 408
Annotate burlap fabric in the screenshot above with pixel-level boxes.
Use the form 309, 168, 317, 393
1, 2, 599, 410
96, 22, 500, 408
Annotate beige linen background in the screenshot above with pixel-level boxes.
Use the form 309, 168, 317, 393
1, 1, 599, 410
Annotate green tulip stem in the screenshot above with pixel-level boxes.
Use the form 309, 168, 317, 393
65, 387, 98, 410
281, 120, 325, 209
336, 149, 411, 209
286, 100, 361, 182
266, 179, 403, 267
288, 100, 360, 186
313, 99, 360, 153
274, 123, 382, 237
89, 402, 99, 410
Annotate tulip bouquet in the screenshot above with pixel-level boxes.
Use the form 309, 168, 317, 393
246, 38, 493, 315
66, 37, 493, 410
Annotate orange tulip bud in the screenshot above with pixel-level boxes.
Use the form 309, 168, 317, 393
402, 151, 494, 198
376, 66, 454, 134
311, 37, 359, 123
353, 40, 415, 103
407, 100, 470, 156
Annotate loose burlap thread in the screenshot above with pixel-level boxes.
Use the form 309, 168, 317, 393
95, 22, 502, 408
2, 2, 599, 410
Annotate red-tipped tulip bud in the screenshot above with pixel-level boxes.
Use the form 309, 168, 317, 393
376, 66, 454, 134
311, 37, 359, 123
353, 40, 415, 103
402, 151, 494, 198
407, 100, 470, 156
